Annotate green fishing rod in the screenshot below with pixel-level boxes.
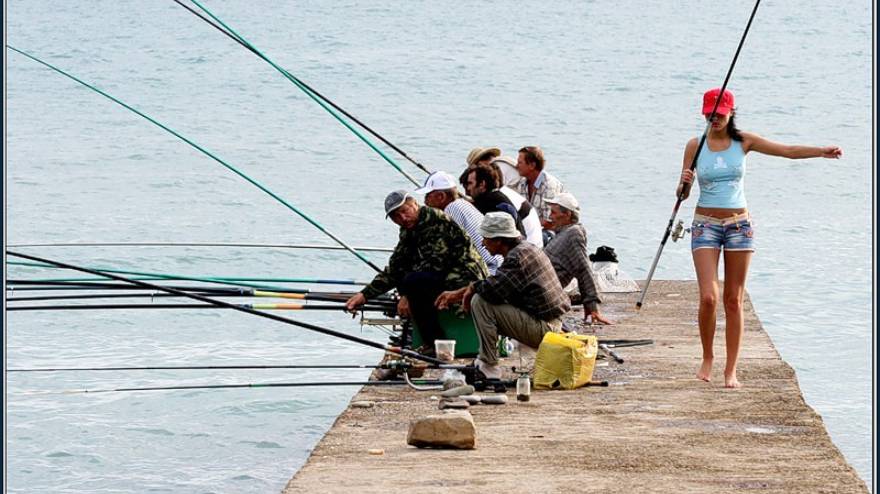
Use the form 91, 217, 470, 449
5, 44, 382, 273
8, 241, 394, 253
4, 289, 394, 305
172, 0, 428, 184
7, 250, 448, 367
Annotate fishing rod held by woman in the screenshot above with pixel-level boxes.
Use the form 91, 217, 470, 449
677, 87, 842, 389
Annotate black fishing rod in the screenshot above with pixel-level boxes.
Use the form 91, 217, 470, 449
637, 0, 762, 310
8, 364, 392, 372
36, 380, 445, 395
8, 241, 394, 253
7, 302, 391, 312
171, 0, 431, 178
6, 250, 447, 367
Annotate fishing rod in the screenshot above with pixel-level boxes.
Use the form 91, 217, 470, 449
172, 0, 430, 183
6, 250, 447, 368
5, 45, 382, 273
8, 363, 396, 372
8, 260, 369, 288
28, 380, 445, 395
7, 302, 391, 312
637, 0, 761, 310
4, 290, 394, 305
8, 241, 394, 253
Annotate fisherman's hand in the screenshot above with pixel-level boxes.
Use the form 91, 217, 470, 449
397, 296, 411, 318
435, 286, 466, 310
587, 310, 613, 325
345, 292, 367, 316
821, 146, 843, 159
461, 285, 475, 313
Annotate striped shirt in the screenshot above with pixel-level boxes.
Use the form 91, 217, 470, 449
473, 241, 570, 321
444, 199, 502, 275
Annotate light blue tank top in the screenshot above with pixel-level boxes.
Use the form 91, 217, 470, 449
696, 138, 747, 209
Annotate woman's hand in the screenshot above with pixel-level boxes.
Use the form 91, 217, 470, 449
820, 146, 843, 159
680, 169, 695, 184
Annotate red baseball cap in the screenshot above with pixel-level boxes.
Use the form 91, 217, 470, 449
702, 88, 735, 116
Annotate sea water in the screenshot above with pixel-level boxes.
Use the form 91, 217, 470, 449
5, 1, 873, 492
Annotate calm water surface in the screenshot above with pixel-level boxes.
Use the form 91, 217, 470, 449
5, 1, 873, 492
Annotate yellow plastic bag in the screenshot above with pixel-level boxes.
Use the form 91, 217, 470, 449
533, 332, 598, 390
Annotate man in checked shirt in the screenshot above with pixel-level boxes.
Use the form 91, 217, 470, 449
543, 193, 612, 325
435, 212, 569, 379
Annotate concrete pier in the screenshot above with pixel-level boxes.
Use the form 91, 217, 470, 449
284, 281, 868, 493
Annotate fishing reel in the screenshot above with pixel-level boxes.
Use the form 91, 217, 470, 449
671, 219, 690, 242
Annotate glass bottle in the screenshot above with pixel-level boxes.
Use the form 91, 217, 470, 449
516, 373, 531, 402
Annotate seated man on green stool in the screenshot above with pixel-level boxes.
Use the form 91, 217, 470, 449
435, 212, 569, 377
345, 190, 488, 355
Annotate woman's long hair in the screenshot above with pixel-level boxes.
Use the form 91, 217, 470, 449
727, 110, 743, 141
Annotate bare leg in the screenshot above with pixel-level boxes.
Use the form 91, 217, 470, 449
692, 248, 721, 382
722, 250, 752, 388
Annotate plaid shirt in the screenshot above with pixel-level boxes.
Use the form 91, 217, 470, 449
472, 241, 570, 320
514, 171, 565, 221
543, 223, 602, 313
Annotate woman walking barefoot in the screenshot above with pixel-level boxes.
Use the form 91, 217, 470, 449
678, 88, 842, 388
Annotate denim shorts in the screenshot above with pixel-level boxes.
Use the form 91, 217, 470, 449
690, 213, 755, 251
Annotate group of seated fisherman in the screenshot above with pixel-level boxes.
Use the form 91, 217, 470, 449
345, 146, 610, 379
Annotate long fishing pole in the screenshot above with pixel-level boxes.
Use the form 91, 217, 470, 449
7, 302, 391, 312
30, 380, 444, 395
636, 0, 761, 310
8, 260, 369, 288
8, 241, 394, 253
7, 250, 446, 367
172, 0, 429, 183
4, 290, 394, 304
5, 45, 382, 273
8, 364, 393, 372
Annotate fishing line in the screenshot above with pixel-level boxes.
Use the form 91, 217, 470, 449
7, 250, 445, 367
172, 0, 429, 183
5, 44, 382, 273
637, 0, 762, 309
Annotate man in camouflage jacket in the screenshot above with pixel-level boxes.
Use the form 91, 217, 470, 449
346, 190, 488, 352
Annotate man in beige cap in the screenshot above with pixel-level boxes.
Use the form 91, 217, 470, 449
459, 146, 501, 188
435, 212, 569, 378
346, 190, 488, 354
543, 193, 611, 325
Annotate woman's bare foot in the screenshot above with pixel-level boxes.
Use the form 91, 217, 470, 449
696, 358, 713, 381
724, 370, 741, 388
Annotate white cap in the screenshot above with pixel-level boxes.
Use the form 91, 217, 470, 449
414, 171, 458, 195
545, 192, 580, 212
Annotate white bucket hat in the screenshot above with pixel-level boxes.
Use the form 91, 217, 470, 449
479, 212, 520, 239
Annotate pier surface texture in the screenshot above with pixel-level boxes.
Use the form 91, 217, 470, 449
284, 281, 867, 493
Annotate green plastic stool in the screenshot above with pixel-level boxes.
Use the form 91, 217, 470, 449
411, 309, 480, 357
